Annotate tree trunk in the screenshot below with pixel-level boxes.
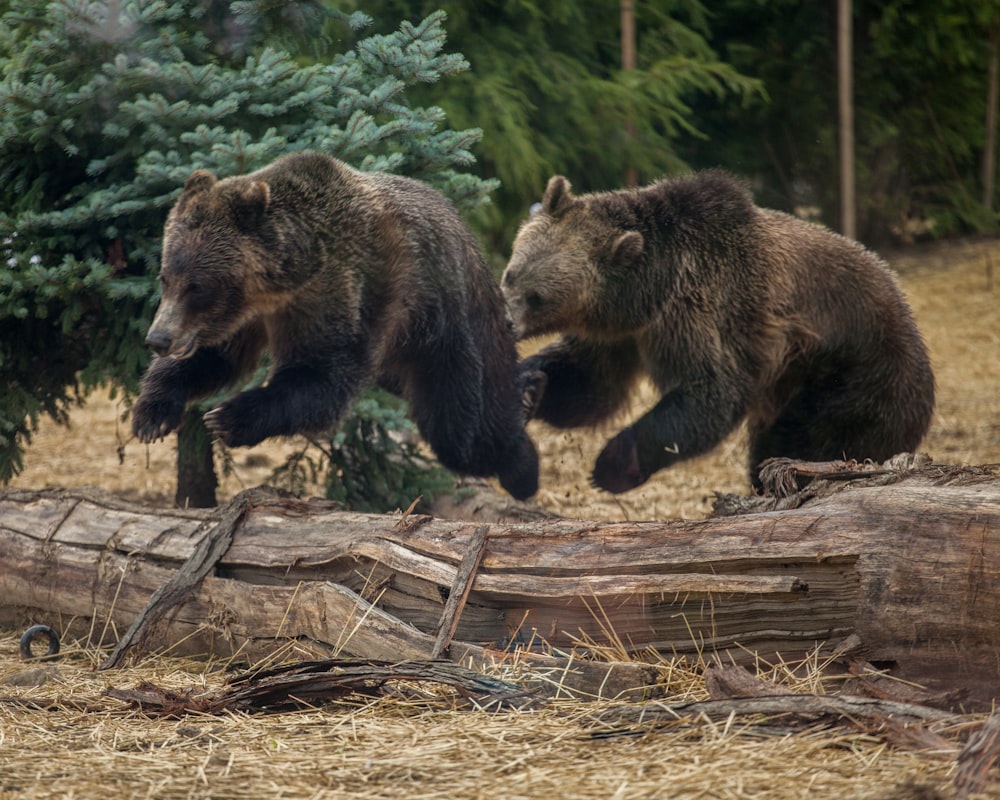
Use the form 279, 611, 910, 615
983, 26, 1000, 211
175, 410, 217, 509
620, 0, 637, 188
837, 0, 856, 239
2, 460, 999, 707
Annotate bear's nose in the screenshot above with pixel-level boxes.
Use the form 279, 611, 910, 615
145, 330, 172, 356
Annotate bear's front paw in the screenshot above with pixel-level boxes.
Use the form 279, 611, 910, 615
203, 400, 266, 448
592, 428, 649, 494
518, 369, 548, 424
132, 395, 186, 443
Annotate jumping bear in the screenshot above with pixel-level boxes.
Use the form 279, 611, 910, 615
132, 151, 539, 500
501, 170, 935, 494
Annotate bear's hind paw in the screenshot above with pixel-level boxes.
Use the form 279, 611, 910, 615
203, 405, 267, 448
202, 407, 233, 444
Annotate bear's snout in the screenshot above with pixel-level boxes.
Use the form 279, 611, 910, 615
145, 297, 199, 359
145, 329, 173, 356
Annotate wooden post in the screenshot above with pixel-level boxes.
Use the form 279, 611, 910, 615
621, 0, 638, 188
837, 0, 856, 239
982, 27, 999, 211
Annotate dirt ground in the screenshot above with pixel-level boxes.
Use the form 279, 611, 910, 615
8, 237, 1000, 521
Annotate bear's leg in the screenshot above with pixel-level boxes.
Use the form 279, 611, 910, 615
519, 335, 643, 428
488, 371, 541, 500
405, 337, 539, 500
747, 361, 934, 491
518, 368, 548, 424
746, 398, 902, 492
406, 351, 485, 473
592, 379, 749, 494
492, 431, 540, 501
132, 328, 265, 443
203, 352, 367, 448
746, 413, 822, 492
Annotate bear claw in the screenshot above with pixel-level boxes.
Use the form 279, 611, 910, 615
202, 407, 227, 437
132, 399, 184, 443
203, 405, 264, 448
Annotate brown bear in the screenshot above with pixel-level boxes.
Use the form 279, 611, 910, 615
501, 170, 935, 494
132, 151, 539, 500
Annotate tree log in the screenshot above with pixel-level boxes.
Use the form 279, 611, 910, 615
2, 460, 999, 707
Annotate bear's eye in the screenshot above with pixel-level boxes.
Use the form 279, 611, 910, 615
526, 291, 544, 311
185, 280, 214, 312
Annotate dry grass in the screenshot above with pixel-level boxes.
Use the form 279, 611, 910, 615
4, 238, 1000, 798
0, 632, 969, 800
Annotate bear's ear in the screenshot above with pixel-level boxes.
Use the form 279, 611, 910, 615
183, 170, 217, 195
174, 169, 217, 214
229, 181, 271, 229
541, 175, 576, 216
610, 231, 644, 268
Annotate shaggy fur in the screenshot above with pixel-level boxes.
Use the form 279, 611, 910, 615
133, 152, 538, 500
502, 170, 935, 494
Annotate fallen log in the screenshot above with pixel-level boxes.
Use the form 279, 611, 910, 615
1, 457, 999, 707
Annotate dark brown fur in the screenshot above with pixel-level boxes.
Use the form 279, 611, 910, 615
502, 170, 935, 493
132, 152, 538, 500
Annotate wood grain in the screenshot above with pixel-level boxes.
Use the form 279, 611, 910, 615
2, 466, 998, 706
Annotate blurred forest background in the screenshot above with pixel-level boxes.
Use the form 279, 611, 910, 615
2, 0, 998, 508
352, 0, 1000, 256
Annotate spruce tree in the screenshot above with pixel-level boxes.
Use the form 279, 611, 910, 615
0, 0, 494, 506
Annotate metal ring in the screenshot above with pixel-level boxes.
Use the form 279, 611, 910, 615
18, 624, 61, 661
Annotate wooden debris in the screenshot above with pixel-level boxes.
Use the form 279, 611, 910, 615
104, 657, 534, 716
431, 525, 489, 658
589, 692, 959, 743
844, 658, 968, 710
954, 711, 1000, 798
704, 663, 795, 699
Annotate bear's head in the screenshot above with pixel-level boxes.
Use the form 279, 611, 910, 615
146, 169, 274, 360
501, 175, 644, 341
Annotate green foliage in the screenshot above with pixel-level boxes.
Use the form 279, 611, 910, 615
341, 0, 762, 259
324, 0, 1000, 248
269, 389, 454, 513
0, 0, 493, 497
856, 0, 1000, 239
679, 0, 1000, 243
